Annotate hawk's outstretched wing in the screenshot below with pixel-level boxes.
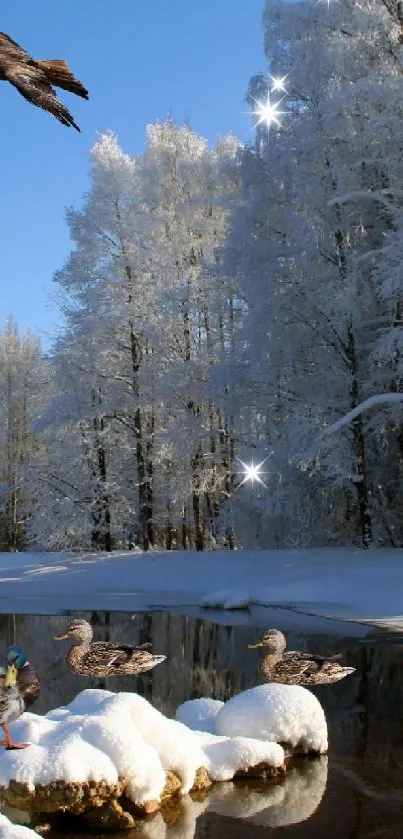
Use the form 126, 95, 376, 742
0, 31, 87, 130
3, 64, 81, 129
0, 32, 31, 62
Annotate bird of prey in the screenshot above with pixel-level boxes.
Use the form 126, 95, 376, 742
0, 32, 88, 130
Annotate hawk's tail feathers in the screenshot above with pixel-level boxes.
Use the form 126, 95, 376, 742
37, 59, 88, 99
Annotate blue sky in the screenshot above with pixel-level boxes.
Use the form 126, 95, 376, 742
0, 1, 264, 348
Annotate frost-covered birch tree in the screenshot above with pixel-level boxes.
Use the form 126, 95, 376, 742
32, 124, 242, 551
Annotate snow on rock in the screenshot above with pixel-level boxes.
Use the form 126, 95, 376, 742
0, 814, 37, 839
176, 697, 224, 733
201, 588, 251, 609
215, 684, 328, 754
197, 731, 285, 781
0, 690, 204, 804
0, 688, 287, 826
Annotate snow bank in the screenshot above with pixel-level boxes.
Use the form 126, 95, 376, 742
0, 814, 37, 839
3, 547, 403, 627
0, 689, 285, 808
215, 684, 328, 753
176, 698, 224, 733
201, 588, 251, 610
3, 547, 403, 628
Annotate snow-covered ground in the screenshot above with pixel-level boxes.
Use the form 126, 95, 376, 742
0, 548, 402, 630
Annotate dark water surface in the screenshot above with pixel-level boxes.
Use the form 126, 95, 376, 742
2, 610, 403, 839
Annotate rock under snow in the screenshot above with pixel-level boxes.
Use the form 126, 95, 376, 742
215, 684, 328, 754
201, 588, 251, 609
0, 688, 287, 830
176, 697, 224, 733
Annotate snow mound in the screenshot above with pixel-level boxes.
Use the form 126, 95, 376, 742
198, 731, 284, 781
0, 814, 37, 838
0, 689, 285, 806
201, 588, 251, 609
215, 684, 328, 754
176, 698, 224, 733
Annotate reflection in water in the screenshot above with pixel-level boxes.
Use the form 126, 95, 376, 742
5, 763, 326, 839
2, 611, 403, 838
207, 758, 328, 827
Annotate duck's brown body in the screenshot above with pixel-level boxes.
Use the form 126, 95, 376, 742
56, 620, 167, 677
257, 650, 353, 685
66, 640, 166, 678
249, 629, 356, 686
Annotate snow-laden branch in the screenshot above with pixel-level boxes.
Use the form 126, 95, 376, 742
326, 393, 403, 434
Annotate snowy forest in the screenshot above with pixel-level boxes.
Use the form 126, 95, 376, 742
2, 0, 403, 552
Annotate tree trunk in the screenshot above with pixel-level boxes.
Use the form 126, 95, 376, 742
134, 404, 149, 552
146, 411, 154, 548
181, 505, 188, 549
192, 447, 204, 551
347, 324, 372, 548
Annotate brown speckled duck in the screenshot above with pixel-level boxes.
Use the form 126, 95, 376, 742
55, 619, 166, 677
248, 629, 355, 686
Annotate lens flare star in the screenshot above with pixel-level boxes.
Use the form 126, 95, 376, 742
270, 75, 288, 94
251, 95, 285, 132
236, 457, 269, 489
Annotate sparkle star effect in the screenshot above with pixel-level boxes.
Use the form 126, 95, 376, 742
236, 456, 269, 489
270, 75, 288, 94
251, 94, 286, 133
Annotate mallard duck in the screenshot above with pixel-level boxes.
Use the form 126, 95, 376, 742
248, 629, 356, 686
54, 619, 167, 677
0, 645, 40, 749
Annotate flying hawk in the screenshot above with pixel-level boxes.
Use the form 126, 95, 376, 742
0, 32, 88, 130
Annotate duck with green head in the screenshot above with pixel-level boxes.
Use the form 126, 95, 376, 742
0, 645, 40, 749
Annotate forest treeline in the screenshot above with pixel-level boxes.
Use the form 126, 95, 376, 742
2, 0, 403, 552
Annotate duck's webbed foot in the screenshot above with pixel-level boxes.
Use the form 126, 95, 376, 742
5, 742, 30, 750
0, 723, 31, 749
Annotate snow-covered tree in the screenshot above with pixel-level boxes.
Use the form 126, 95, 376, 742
33, 124, 242, 551
0, 317, 46, 550
223, 0, 403, 547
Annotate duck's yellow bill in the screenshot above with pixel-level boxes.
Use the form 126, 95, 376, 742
248, 640, 264, 648
54, 632, 69, 640
5, 663, 18, 687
